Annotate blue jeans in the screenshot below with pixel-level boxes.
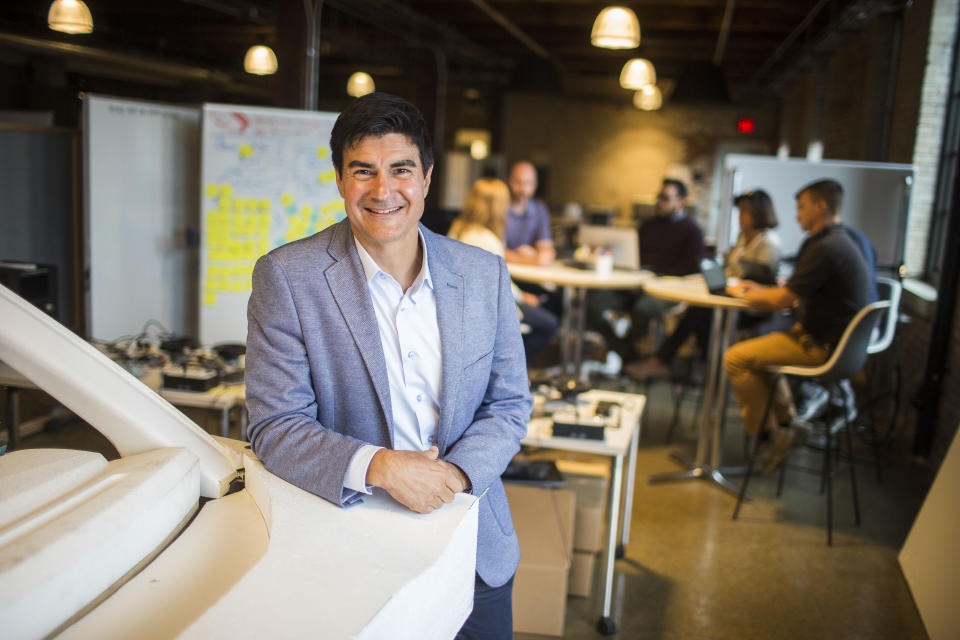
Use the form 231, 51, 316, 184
456, 574, 514, 640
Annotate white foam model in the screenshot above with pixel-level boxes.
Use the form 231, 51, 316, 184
0, 448, 201, 639
0, 283, 479, 638
0, 283, 237, 498
61, 447, 479, 639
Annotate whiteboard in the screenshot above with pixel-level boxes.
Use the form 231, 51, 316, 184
199, 104, 343, 345
721, 155, 913, 268
84, 95, 200, 341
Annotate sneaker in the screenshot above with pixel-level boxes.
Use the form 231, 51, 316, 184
759, 423, 811, 474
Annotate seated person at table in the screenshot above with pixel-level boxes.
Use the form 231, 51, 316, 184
723, 179, 870, 473
448, 177, 559, 362
588, 178, 705, 366
504, 161, 556, 266
626, 189, 781, 380
504, 161, 563, 318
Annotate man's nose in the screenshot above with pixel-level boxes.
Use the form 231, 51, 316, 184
370, 173, 391, 199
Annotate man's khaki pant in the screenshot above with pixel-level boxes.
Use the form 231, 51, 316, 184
723, 324, 831, 436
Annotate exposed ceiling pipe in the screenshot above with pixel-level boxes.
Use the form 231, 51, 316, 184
753, 0, 832, 82
466, 0, 550, 60
712, 0, 737, 65
0, 31, 260, 90
304, 0, 324, 110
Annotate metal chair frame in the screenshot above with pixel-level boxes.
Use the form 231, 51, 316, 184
731, 301, 890, 545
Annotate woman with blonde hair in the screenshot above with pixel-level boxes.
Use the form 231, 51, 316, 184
449, 177, 558, 362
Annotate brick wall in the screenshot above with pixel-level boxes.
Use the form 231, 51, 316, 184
502, 92, 776, 232
906, 0, 959, 277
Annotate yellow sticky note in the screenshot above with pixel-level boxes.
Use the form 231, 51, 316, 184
319, 169, 336, 184
205, 184, 219, 197
281, 193, 293, 207
316, 146, 329, 159
239, 143, 254, 158
203, 291, 216, 306
222, 185, 233, 197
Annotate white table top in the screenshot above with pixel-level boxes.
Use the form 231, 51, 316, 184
508, 262, 654, 290
642, 274, 756, 310
523, 389, 645, 456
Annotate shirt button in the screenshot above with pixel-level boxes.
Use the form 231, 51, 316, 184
407, 350, 416, 358
416, 394, 422, 402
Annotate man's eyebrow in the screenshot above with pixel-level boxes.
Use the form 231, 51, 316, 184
390, 159, 417, 168
347, 160, 373, 169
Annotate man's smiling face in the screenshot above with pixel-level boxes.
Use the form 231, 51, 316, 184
336, 132, 433, 257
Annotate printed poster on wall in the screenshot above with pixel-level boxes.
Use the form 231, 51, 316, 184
199, 103, 343, 345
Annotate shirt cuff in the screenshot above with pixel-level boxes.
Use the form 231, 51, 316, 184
344, 444, 383, 495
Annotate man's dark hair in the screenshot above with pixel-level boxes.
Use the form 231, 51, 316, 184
734, 189, 779, 229
796, 179, 843, 216
662, 178, 688, 199
330, 92, 434, 176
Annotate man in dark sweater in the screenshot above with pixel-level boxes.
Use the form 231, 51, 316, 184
724, 179, 871, 472
588, 178, 705, 366
639, 179, 706, 276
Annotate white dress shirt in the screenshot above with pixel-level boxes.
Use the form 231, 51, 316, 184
342, 230, 442, 495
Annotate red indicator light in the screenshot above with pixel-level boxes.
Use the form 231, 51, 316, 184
737, 118, 755, 134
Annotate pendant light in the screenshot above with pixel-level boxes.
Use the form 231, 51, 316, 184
346, 72, 375, 97
591, 6, 640, 49
619, 58, 656, 90
244, 45, 278, 75
633, 84, 663, 111
48, 0, 93, 34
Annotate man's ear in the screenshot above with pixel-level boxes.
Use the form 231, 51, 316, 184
423, 164, 434, 197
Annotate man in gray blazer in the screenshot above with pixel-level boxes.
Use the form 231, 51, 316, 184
245, 92, 532, 639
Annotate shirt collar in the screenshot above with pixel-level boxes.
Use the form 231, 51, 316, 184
353, 228, 434, 295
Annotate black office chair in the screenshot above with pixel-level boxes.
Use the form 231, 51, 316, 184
732, 301, 890, 545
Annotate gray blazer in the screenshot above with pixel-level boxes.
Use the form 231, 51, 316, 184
245, 220, 532, 587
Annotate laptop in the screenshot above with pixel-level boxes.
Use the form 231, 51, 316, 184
577, 224, 641, 270
701, 260, 733, 297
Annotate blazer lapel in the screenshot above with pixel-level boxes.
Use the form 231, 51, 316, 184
324, 222, 394, 446
426, 229, 464, 454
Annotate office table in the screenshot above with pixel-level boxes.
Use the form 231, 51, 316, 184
523, 388, 645, 635
641, 275, 755, 495
159, 384, 247, 439
508, 262, 653, 380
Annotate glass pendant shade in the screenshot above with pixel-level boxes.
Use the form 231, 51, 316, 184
346, 72, 376, 97
244, 45, 278, 75
591, 6, 640, 49
48, 0, 93, 34
634, 85, 663, 111
619, 58, 656, 90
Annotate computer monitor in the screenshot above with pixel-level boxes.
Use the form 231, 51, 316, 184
577, 225, 640, 270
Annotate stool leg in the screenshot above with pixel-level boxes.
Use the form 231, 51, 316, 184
826, 416, 833, 546
844, 409, 861, 527
734, 383, 778, 520
776, 457, 787, 497
733, 438, 757, 520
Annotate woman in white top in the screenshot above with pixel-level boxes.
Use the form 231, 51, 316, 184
448, 178, 558, 362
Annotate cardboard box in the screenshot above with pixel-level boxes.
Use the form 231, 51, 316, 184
555, 459, 609, 553
506, 483, 576, 637
568, 550, 597, 597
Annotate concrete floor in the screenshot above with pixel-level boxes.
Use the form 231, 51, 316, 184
517, 377, 932, 640
8, 376, 933, 639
